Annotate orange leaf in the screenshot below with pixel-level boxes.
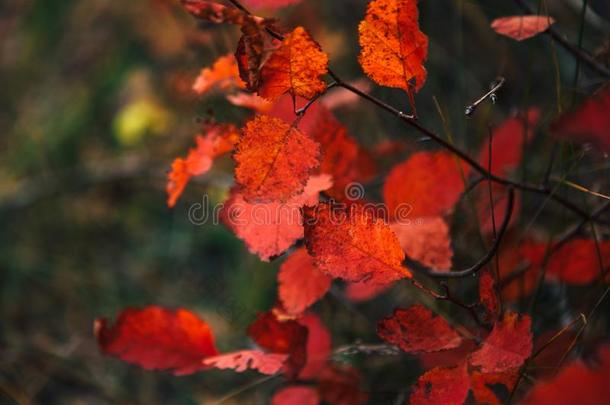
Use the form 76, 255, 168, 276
469, 312, 532, 373
383, 151, 468, 219
234, 115, 321, 202
491, 15, 555, 41
166, 123, 239, 207
377, 305, 462, 354
95, 306, 218, 375
202, 350, 288, 375
358, 0, 429, 93
192, 54, 245, 95
223, 175, 332, 261
226, 92, 273, 112
410, 363, 470, 405
278, 247, 332, 315
304, 202, 411, 284
552, 88, 610, 152
259, 26, 329, 101
390, 216, 453, 270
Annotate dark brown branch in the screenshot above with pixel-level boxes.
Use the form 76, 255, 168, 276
512, 0, 610, 78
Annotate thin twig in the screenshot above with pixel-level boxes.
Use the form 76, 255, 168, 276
465, 77, 505, 117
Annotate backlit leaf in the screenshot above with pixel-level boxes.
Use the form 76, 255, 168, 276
234, 115, 321, 202
304, 202, 411, 284
358, 0, 428, 93
259, 26, 329, 101
203, 350, 288, 375
390, 216, 453, 270
278, 247, 332, 315
491, 15, 555, 41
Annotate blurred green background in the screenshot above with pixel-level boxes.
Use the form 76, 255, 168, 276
1, 0, 609, 403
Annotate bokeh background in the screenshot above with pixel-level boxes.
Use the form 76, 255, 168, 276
2, 0, 610, 403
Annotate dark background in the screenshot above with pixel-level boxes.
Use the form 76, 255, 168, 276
1, 0, 609, 403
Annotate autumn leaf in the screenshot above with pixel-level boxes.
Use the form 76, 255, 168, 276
258, 26, 329, 101
390, 216, 453, 270
226, 92, 273, 112
192, 54, 245, 95
552, 88, 610, 152
470, 369, 519, 405
234, 115, 321, 202
235, 15, 269, 91
410, 363, 470, 405
297, 313, 332, 380
95, 306, 218, 375
469, 312, 532, 373
477, 109, 540, 176
476, 183, 522, 236
520, 345, 610, 404
272, 386, 319, 405
383, 151, 468, 219
491, 15, 555, 41
247, 311, 308, 376
278, 247, 332, 316
222, 175, 332, 261
318, 365, 369, 405
546, 239, 610, 284
358, 0, 429, 93
268, 95, 377, 198
202, 350, 288, 375
181, 0, 261, 25
166, 123, 239, 207
377, 305, 462, 354
304, 202, 411, 284
344, 281, 392, 302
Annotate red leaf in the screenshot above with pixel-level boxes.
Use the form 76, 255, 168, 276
95, 306, 218, 375
242, 0, 302, 11
298, 313, 332, 380
166, 124, 239, 207
345, 281, 392, 302
470, 369, 519, 405
477, 109, 540, 176
469, 312, 532, 373
383, 151, 468, 219
272, 386, 319, 405
476, 183, 522, 235
234, 115, 321, 202
318, 365, 369, 405
390, 216, 453, 270
304, 202, 411, 284
258, 26, 329, 101
223, 175, 332, 261
410, 363, 470, 405
552, 89, 610, 152
203, 350, 287, 375
547, 239, 610, 285
377, 305, 462, 354
491, 15, 555, 41
247, 311, 308, 377
278, 247, 332, 315
521, 345, 610, 405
